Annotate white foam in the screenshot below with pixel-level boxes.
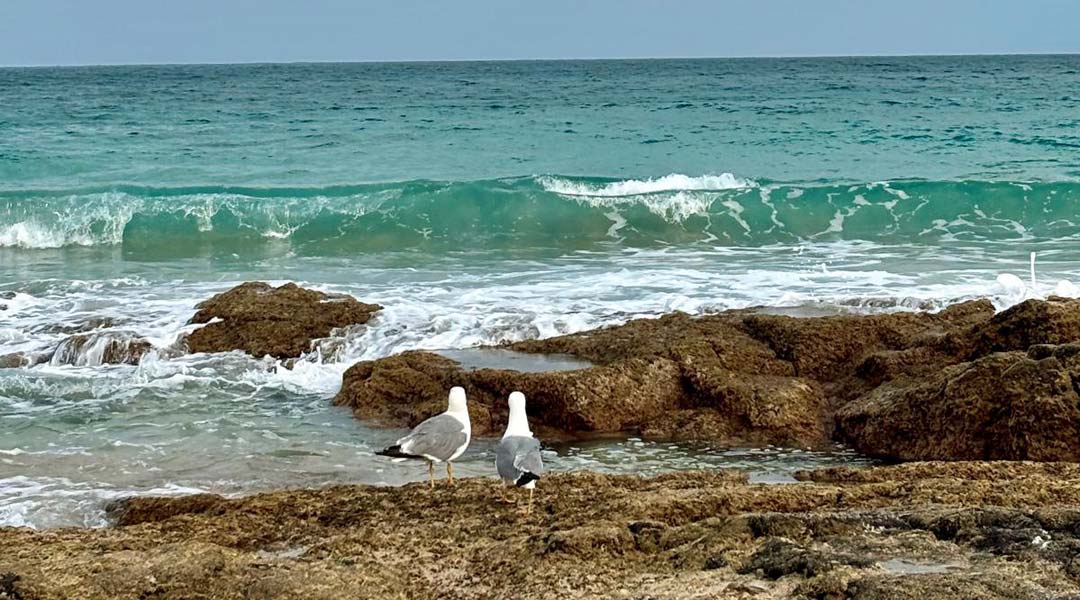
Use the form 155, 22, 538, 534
995, 273, 1029, 306
0, 475, 211, 529
0, 191, 373, 250
539, 173, 754, 197
0, 222, 67, 249
1054, 280, 1080, 298
603, 210, 628, 239
721, 199, 751, 232
571, 191, 718, 224
0, 192, 136, 249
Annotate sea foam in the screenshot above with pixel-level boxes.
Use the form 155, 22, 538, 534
538, 173, 754, 197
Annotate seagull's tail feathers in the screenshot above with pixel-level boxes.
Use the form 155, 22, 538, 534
515, 471, 540, 487
376, 445, 423, 460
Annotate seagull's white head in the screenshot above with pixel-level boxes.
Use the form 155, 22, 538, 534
504, 391, 532, 437
447, 386, 468, 414
508, 391, 526, 412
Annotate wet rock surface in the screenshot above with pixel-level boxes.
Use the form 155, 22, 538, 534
29, 317, 120, 336
185, 282, 382, 359
3, 462, 1080, 599
338, 298, 1080, 460
0, 353, 43, 369
48, 332, 152, 366
837, 350, 1080, 461
0, 332, 150, 368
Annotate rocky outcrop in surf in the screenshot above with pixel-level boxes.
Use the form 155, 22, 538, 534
0, 331, 152, 368
336, 298, 1080, 462
0, 352, 42, 368
3, 462, 1080, 599
184, 282, 382, 359
48, 332, 153, 367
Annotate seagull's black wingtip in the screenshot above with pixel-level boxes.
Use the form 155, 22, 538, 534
515, 472, 540, 487
376, 445, 421, 459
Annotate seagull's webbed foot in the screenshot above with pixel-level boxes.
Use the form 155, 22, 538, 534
497, 486, 515, 504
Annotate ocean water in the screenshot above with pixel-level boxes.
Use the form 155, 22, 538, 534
3, 56, 1080, 528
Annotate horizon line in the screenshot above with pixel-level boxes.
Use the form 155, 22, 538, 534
3, 50, 1078, 69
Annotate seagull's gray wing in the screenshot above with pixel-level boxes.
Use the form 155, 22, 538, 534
397, 413, 468, 462
496, 436, 543, 485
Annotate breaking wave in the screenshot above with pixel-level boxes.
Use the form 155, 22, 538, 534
2, 175, 1078, 255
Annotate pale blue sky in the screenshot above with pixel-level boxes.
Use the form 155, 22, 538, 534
1, 0, 1077, 66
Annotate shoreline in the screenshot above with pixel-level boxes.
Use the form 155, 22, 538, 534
4, 283, 1080, 598
4, 463, 1080, 599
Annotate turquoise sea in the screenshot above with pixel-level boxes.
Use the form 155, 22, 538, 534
2, 55, 1079, 527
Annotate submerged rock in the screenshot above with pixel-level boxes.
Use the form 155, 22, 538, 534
185, 282, 381, 359
30, 316, 120, 335
0, 352, 50, 369
3, 462, 1080, 599
49, 332, 152, 366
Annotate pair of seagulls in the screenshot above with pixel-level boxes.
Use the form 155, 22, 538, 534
376, 387, 544, 513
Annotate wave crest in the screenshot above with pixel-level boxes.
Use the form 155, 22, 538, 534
1, 176, 1078, 255
538, 173, 753, 196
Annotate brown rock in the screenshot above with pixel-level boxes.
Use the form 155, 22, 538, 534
0, 353, 44, 368
336, 300, 996, 448
954, 297, 1080, 359
837, 351, 1080, 461
185, 282, 381, 359
334, 351, 691, 439
737, 299, 994, 381
334, 349, 826, 446
333, 297, 1080, 459
738, 538, 874, 579
49, 333, 151, 366
4, 463, 1080, 599
106, 494, 228, 527
511, 311, 791, 372
31, 316, 120, 335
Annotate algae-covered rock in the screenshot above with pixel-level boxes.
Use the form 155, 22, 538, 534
185, 281, 381, 359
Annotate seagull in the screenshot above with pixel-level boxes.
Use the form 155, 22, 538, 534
376, 386, 471, 488
495, 391, 544, 514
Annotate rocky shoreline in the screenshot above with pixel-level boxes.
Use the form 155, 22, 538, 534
336, 295, 1080, 462
3, 463, 1080, 599
4, 282, 1080, 598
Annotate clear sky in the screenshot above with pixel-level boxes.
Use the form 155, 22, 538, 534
2, 0, 1078, 66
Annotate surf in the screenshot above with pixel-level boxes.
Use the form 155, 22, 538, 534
1, 175, 1078, 256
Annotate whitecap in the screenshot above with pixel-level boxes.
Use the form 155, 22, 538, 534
538, 172, 754, 197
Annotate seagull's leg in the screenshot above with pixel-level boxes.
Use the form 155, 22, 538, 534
497, 485, 513, 504
446, 462, 455, 487
428, 462, 435, 489
517, 488, 534, 515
